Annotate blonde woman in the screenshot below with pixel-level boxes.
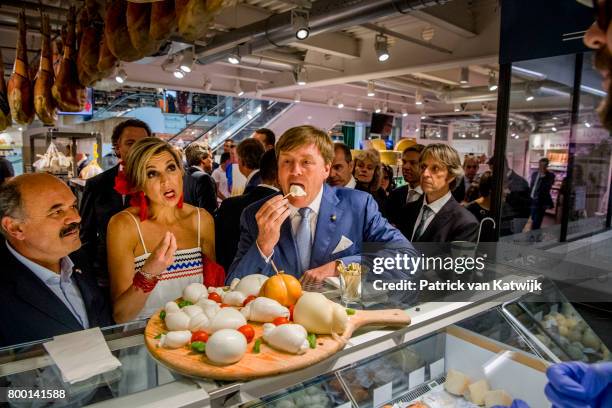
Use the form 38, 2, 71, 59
353, 148, 388, 211
107, 138, 221, 323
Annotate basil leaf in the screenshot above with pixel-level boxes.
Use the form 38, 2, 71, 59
191, 341, 206, 353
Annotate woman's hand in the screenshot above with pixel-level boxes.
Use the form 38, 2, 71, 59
141, 231, 177, 276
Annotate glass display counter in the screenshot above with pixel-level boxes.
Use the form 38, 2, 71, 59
0, 261, 608, 408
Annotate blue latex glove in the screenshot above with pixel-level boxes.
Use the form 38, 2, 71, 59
491, 399, 531, 408
545, 362, 612, 408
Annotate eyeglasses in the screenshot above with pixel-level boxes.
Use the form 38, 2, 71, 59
593, 0, 612, 31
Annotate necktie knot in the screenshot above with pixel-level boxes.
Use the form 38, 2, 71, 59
298, 207, 312, 218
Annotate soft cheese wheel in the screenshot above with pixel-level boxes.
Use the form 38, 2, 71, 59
484, 390, 512, 408
464, 379, 490, 406
444, 369, 470, 395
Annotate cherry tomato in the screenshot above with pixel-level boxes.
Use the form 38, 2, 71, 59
238, 325, 255, 343
289, 305, 295, 321
243, 295, 257, 306
272, 317, 290, 326
208, 292, 222, 303
190, 331, 209, 343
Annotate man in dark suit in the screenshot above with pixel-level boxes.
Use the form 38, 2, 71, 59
0, 174, 112, 347
183, 142, 218, 214
452, 155, 480, 203
79, 119, 151, 290
397, 144, 478, 243
385, 144, 425, 226
238, 138, 265, 194
215, 149, 279, 272
227, 125, 417, 284
529, 157, 555, 230
252, 128, 276, 151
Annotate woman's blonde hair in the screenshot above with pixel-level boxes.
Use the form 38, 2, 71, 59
125, 138, 184, 191
275, 125, 334, 164
353, 148, 382, 191
419, 143, 464, 190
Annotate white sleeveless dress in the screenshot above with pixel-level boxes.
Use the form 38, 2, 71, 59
123, 208, 204, 320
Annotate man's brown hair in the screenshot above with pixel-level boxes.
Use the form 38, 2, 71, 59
276, 125, 334, 164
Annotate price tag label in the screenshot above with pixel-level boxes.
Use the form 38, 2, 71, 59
373, 382, 393, 408
409, 367, 425, 388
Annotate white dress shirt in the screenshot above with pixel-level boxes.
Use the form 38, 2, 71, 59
406, 184, 424, 204
6, 241, 89, 328
212, 166, 230, 200
412, 190, 453, 240
345, 176, 357, 189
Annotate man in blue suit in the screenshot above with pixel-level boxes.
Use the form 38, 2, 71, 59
227, 125, 418, 285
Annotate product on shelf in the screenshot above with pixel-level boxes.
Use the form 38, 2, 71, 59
444, 369, 471, 395
484, 389, 512, 408
293, 292, 347, 334
464, 379, 490, 405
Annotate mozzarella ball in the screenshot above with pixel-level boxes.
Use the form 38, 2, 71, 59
209, 307, 247, 332
159, 331, 191, 349
182, 305, 204, 318
189, 313, 210, 332
183, 283, 207, 303
205, 329, 247, 365
165, 301, 180, 314
165, 311, 191, 331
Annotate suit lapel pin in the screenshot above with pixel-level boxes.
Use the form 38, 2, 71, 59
330, 214, 336, 222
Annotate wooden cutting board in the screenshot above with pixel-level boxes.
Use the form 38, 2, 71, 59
145, 306, 410, 381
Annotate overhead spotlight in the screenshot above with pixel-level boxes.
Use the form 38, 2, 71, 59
382, 103, 388, 114
292, 9, 310, 40
454, 104, 461, 112
296, 66, 308, 86
461, 133, 466, 138
115, 66, 127, 84
173, 69, 185, 79
420, 112, 427, 120
367, 81, 376, 97
525, 85, 535, 101
234, 80, 244, 96
18, 127, 23, 131
488, 71, 498, 91
401, 107, 408, 117
375, 34, 390, 62
337, 101, 344, 109
414, 89, 423, 106
585, 121, 592, 128
227, 46, 242, 65
294, 92, 301, 103
357, 103, 363, 111
552, 126, 557, 132
374, 103, 381, 113
460, 67, 469, 85
474, 134, 479, 138
203, 78, 212, 91
179, 48, 194, 73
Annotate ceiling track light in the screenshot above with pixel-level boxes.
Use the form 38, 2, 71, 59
179, 47, 195, 73
291, 9, 310, 40
337, 101, 344, 109
357, 102, 363, 111
367, 80, 376, 97
401, 107, 408, 117
295, 65, 308, 86
454, 104, 461, 112
115, 65, 127, 84
525, 84, 535, 102
488, 70, 498, 91
234, 79, 244, 96
294, 92, 301, 103
459, 67, 469, 85
414, 89, 423, 106
375, 34, 390, 62
374, 102, 381, 113
228, 45, 247, 65
173, 69, 185, 79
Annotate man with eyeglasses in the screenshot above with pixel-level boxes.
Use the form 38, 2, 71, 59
540, 3, 612, 408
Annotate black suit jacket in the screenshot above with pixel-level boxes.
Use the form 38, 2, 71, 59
215, 185, 277, 272
0, 243, 113, 348
385, 185, 411, 226
397, 195, 479, 243
505, 170, 531, 218
79, 165, 125, 287
183, 166, 217, 215
243, 171, 262, 194
530, 171, 555, 208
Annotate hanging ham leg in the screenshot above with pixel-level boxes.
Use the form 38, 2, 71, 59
0, 48, 11, 132
127, 2, 161, 57
150, 0, 176, 42
7, 12, 34, 125
52, 7, 86, 112
97, 32, 117, 79
177, 0, 232, 42
77, 0, 104, 86
104, 0, 143, 62
34, 14, 57, 125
